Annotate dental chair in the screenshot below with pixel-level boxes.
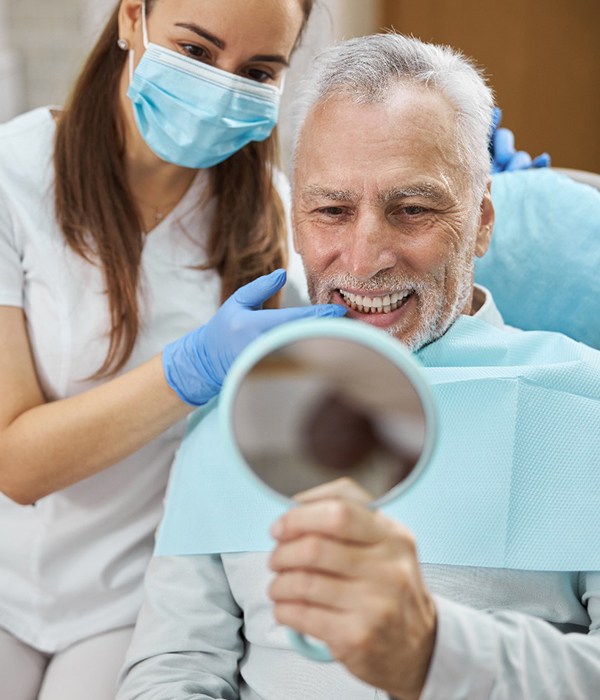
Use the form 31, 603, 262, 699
474, 168, 600, 349
553, 168, 600, 192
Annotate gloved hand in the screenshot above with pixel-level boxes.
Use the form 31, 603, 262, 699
163, 269, 347, 406
490, 107, 551, 173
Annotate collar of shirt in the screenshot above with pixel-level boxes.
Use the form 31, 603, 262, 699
471, 284, 506, 330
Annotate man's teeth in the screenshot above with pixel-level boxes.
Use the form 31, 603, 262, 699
339, 289, 411, 314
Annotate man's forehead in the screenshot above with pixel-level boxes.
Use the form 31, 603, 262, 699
294, 87, 462, 195
301, 85, 455, 139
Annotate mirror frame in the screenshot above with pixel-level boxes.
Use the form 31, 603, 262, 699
220, 317, 438, 508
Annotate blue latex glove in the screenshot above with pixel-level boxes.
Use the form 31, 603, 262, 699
163, 269, 347, 406
490, 107, 550, 173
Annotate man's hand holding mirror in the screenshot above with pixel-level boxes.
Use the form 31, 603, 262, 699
222, 317, 438, 691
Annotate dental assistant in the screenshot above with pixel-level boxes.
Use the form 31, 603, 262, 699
0, 1, 349, 698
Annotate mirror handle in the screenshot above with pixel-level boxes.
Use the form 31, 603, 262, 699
287, 628, 333, 662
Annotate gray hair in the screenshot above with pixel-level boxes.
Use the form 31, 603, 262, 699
292, 33, 495, 197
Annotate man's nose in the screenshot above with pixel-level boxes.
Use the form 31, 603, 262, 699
342, 212, 398, 280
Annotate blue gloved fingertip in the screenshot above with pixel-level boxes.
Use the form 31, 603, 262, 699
320, 304, 348, 317
268, 268, 287, 290
505, 151, 532, 172
532, 153, 551, 168
493, 128, 515, 167
491, 106, 502, 130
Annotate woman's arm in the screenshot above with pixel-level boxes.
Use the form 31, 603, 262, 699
0, 305, 191, 503
0, 270, 345, 503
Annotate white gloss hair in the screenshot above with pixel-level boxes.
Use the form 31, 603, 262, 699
292, 33, 495, 198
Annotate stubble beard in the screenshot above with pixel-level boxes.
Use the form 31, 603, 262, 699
304, 250, 474, 352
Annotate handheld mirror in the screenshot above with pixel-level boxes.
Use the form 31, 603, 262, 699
220, 317, 437, 661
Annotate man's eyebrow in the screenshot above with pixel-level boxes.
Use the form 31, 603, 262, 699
377, 185, 448, 205
174, 23, 289, 66
301, 186, 357, 202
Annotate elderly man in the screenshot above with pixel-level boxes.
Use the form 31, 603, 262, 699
117, 34, 600, 700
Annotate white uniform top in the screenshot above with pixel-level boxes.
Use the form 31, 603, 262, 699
0, 107, 303, 652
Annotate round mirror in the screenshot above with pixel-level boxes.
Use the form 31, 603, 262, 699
223, 318, 437, 507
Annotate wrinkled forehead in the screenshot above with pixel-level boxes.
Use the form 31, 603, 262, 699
293, 85, 471, 201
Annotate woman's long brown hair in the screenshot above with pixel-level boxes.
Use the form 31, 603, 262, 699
54, 0, 314, 378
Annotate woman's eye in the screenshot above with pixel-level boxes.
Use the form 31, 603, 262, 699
180, 43, 210, 61
245, 68, 274, 83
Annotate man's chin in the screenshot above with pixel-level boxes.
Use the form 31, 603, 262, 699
348, 307, 451, 352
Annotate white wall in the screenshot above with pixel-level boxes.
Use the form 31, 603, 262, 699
4, 0, 89, 116
328, 0, 380, 39
0, 0, 23, 121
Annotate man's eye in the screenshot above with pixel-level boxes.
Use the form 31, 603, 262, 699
317, 207, 345, 216
403, 205, 428, 216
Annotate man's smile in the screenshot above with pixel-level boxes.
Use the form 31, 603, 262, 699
338, 288, 413, 314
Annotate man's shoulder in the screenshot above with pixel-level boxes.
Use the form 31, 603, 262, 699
421, 314, 600, 370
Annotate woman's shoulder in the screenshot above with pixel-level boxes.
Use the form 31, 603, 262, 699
0, 107, 57, 173
0, 107, 57, 196
0, 106, 56, 140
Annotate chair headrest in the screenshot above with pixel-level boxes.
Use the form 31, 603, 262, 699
475, 169, 600, 349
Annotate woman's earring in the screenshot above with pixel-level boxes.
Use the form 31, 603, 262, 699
117, 38, 129, 51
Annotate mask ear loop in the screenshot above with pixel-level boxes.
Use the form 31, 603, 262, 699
128, 49, 135, 84
129, 0, 149, 84
141, 0, 149, 48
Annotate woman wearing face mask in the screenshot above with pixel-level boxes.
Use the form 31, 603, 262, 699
0, 1, 347, 698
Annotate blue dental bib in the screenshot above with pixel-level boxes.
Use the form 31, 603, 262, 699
156, 315, 600, 571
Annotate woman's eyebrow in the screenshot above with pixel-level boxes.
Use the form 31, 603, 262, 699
174, 22, 289, 65
175, 22, 226, 50
248, 54, 289, 66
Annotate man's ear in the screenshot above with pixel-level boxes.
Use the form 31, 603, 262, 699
475, 179, 494, 258
118, 0, 143, 46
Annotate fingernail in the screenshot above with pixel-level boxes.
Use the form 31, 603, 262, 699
270, 519, 283, 539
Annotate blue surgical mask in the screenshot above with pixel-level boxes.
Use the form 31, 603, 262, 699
126, 2, 281, 169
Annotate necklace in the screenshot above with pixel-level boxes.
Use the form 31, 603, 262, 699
134, 195, 182, 228
132, 171, 197, 231
152, 207, 168, 225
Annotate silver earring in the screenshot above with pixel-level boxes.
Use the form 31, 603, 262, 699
117, 38, 129, 51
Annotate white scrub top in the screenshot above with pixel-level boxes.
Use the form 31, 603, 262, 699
0, 107, 303, 652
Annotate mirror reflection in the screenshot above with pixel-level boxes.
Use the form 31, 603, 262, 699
232, 336, 427, 502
